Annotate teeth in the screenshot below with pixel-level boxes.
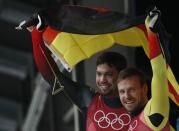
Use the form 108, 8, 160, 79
126, 101, 133, 104
100, 85, 108, 88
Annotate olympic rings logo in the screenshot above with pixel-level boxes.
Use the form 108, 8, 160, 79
93, 110, 131, 130
128, 120, 138, 131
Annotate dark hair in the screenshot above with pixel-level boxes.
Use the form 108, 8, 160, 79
118, 67, 146, 86
96, 52, 127, 72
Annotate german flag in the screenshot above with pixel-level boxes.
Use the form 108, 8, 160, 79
29, 5, 178, 105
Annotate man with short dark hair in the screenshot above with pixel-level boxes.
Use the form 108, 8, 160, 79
86, 52, 129, 131
57, 51, 130, 131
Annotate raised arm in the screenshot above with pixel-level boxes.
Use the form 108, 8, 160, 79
144, 8, 169, 130
31, 27, 92, 112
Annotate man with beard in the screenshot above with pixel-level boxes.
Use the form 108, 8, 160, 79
61, 51, 130, 131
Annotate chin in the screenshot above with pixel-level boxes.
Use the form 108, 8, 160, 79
102, 92, 109, 96
124, 106, 135, 113
99, 90, 108, 95
126, 108, 133, 113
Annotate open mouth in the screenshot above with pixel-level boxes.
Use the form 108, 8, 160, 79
125, 101, 135, 105
99, 84, 109, 89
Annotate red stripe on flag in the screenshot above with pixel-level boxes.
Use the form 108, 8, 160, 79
94, 8, 109, 12
31, 28, 54, 84
148, 31, 161, 59
43, 26, 59, 45
137, 24, 161, 59
137, 24, 148, 38
168, 81, 179, 104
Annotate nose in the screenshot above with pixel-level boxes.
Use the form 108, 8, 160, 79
100, 75, 107, 83
124, 91, 131, 99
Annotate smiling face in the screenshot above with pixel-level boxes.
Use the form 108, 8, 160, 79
117, 75, 148, 114
96, 64, 119, 97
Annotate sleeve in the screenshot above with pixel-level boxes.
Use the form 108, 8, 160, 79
56, 70, 93, 112
143, 12, 169, 130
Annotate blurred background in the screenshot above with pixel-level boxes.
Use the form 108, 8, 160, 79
0, 0, 178, 131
